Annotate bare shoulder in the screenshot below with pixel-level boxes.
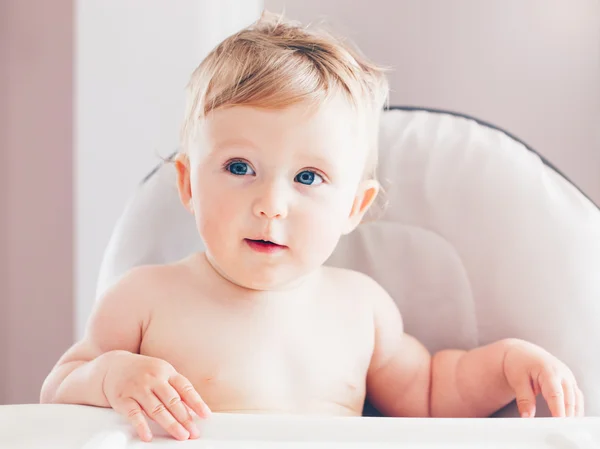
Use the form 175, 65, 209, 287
106, 252, 202, 295
91, 265, 165, 328
322, 267, 405, 348
321, 266, 400, 315
320, 265, 377, 289
90, 258, 197, 335
99, 262, 180, 306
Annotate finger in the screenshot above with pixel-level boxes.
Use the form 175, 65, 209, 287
513, 376, 537, 418
539, 372, 565, 417
170, 373, 212, 419
575, 387, 585, 417
153, 382, 200, 439
532, 381, 541, 396
113, 397, 153, 442
562, 380, 576, 417
136, 389, 190, 441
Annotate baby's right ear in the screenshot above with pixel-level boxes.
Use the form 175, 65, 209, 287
174, 153, 194, 215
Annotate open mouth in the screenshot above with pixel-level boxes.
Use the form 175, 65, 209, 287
245, 239, 287, 253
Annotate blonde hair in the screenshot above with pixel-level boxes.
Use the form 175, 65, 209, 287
180, 11, 390, 179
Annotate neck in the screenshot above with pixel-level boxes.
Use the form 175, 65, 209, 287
200, 251, 320, 296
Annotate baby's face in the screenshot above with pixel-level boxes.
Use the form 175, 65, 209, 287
179, 95, 377, 290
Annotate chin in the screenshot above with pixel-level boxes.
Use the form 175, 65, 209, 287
206, 251, 319, 291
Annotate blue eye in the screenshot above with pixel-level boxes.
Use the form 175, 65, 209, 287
295, 170, 323, 186
227, 161, 255, 176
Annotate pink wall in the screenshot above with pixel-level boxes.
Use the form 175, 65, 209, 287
0, 0, 74, 404
0, 0, 8, 402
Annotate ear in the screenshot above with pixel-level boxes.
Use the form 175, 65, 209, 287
174, 153, 194, 215
342, 179, 380, 235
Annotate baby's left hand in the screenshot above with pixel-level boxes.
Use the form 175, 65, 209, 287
503, 340, 583, 418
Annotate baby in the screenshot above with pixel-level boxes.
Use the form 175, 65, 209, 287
41, 11, 583, 442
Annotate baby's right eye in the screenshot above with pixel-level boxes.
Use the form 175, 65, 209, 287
226, 161, 255, 176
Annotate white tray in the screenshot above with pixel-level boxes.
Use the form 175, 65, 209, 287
1, 404, 599, 449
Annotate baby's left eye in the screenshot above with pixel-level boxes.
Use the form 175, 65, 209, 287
294, 170, 323, 186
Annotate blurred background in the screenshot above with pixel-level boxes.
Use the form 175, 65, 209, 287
0, 0, 598, 405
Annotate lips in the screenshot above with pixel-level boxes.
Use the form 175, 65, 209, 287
245, 239, 287, 254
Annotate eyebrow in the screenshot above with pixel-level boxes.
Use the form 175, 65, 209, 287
296, 152, 339, 178
212, 138, 259, 152
300, 153, 334, 168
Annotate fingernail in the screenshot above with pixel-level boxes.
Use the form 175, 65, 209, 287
522, 412, 530, 418
177, 427, 190, 440
189, 425, 200, 439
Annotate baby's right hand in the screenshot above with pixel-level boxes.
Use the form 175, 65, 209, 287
102, 351, 211, 442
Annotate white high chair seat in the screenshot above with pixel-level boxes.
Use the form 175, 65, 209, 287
97, 107, 600, 418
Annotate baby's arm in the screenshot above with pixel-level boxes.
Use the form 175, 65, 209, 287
366, 283, 518, 418
40, 267, 150, 406
41, 266, 211, 441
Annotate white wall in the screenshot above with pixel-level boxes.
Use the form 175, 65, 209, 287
75, 1, 263, 338
266, 0, 600, 205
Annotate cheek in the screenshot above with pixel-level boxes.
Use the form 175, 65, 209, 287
192, 171, 241, 240
293, 188, 354, 242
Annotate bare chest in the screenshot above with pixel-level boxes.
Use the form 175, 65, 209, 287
140, 296, 374, 414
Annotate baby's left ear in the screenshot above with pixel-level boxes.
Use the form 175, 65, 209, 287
342, 179, 380, 235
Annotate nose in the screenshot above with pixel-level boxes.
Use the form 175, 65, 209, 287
252, 179, 289, 219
